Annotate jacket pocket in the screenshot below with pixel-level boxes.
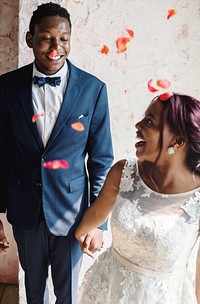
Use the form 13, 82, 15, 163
68, 175, 87, 192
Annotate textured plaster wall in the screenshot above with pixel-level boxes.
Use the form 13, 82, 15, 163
0, 0, 18, 73
1, 0, 200, 301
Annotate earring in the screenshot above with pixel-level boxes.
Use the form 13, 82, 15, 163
167, 146, 175, 155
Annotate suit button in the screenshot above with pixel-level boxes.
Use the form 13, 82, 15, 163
41, 157, 46, 163
36, 183, 41, 187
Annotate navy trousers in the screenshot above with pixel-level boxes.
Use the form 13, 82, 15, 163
13, 220, 83, 304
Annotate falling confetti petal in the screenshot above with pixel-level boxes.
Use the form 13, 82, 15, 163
126, 29, 134, 38
71, 122, 85, 132
126, 37, 132, 43
49, 50, 57, 59
32, 113, 45, 123
116, 36, 128, 53
43, 160, 69, 169
157, 79, 171, 89
147, 79, 159, 93
101, 45, 109, 54
167, 9, 177, 20
159, 92, 173, 101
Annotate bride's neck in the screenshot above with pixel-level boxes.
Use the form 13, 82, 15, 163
139, 160, 200, 194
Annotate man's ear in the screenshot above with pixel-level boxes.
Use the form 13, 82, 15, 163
26, 32, 33, 48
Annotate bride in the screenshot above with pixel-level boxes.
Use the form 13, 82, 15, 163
76, 93, 200, 303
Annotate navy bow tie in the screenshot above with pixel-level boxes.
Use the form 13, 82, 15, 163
33, 76, 61, 87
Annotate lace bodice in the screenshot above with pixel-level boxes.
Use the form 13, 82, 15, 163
78, 158, 200, 303
111, 158, 200, 274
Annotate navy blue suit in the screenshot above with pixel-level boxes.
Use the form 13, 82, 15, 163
0, 59, 113, 303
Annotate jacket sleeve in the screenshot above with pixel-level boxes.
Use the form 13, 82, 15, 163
86, 83, 114, 230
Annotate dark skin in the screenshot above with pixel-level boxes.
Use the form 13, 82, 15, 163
0, 220, 9, 253
26, 16, 71, 75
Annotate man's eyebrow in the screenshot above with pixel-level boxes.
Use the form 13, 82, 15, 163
38, 30, 70, 34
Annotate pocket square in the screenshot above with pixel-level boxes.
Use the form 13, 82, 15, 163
78, 115, 84, 119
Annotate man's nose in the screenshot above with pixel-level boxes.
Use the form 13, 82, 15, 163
51, 38, 60, 50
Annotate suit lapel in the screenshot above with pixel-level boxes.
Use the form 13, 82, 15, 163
45, 60, 82, 150
19, 64, 44, 150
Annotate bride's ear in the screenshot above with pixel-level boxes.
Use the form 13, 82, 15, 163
175, 136, 185, 148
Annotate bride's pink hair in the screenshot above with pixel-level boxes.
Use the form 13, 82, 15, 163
154, 93, 200, 174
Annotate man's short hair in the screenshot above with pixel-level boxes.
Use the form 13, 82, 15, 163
29, 2, 71, 35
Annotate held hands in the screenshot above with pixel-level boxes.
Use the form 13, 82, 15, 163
75, 228, 104, 259
0, 220, 9, 253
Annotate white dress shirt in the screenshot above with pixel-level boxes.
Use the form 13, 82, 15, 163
32, 61, 68, 146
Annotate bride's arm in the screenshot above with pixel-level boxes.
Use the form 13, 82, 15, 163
196, 240, 200, 303
75, 160, 125, 257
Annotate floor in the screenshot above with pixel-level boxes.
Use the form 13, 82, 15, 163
0, 283, 19, 304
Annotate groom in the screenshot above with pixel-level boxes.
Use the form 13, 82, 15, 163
0, 2, 113, 303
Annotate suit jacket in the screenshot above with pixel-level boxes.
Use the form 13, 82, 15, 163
0, 59, 113, 236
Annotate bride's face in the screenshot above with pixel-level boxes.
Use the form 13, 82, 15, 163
135, 100, 175, 163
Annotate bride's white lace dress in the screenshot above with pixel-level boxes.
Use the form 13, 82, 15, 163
77, 159, 200, 303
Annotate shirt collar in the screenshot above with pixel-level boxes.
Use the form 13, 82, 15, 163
33, 61, 68, 78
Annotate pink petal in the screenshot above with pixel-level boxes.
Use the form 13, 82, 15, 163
157, 79, 171, 89
43, 160, 69, 169
126, 29, 134, 38
167, 9, 177, 20
116, 36, 128, 53
101, 45, 109, 54
49, 50, 57, 59
71, 122, 85, 132
147, 79, 158, 93
159, 92, 173, 100
32, 113, 44, 123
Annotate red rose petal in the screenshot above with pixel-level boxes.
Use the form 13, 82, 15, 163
49, 50, 57, 59
147, 79, 159, 93
71, 122, 85, 132
126, 29, 134, 38
167, 9, 177, 20
32, 113, 44, 123
116, 36, 128, 53
159, 92, 173, 101
101, 45, 109, 54
43, 160, 69, 169
157, 79, 171, 89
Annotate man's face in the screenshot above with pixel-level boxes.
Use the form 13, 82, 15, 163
26, 16, 71, 75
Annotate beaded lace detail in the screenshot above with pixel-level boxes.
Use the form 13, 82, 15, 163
78, 159, 200, 303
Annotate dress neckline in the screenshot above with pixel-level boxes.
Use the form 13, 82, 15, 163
134, 159, 200, 197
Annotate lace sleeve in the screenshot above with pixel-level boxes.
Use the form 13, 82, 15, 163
181, 191, 200, 224
119, 158, 137, 192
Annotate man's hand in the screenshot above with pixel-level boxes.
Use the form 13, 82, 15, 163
0, 220, 9, 253
76, 228, 104, 258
